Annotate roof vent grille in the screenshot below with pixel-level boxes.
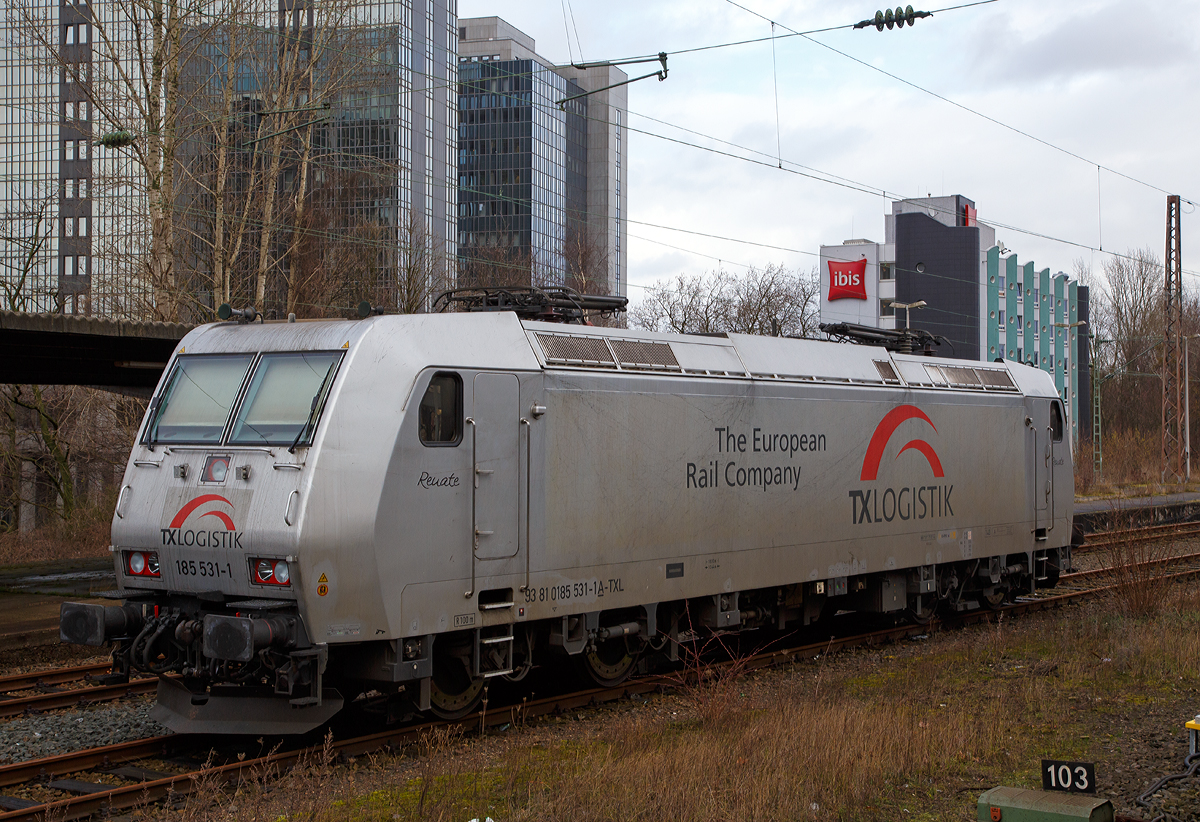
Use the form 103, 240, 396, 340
975, 368, 1018, 390
874, 361, 901, 384
535, 333, 617, 367
609, 339, 681, 371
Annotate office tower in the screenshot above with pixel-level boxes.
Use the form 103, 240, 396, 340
457, 17, 627, 298
0, 0, 458, 320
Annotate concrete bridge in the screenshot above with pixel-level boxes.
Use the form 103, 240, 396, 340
2, 310, 191, 394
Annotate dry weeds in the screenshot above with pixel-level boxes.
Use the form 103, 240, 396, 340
1099, 506, 1179, 617
158, 584, 1200, 822
0, 495, 114, 565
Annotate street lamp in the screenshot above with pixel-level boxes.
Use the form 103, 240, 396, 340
888, 300, 926, 330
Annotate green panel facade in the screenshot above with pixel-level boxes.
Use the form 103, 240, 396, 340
1006, 256, 1019, 358
1022, 262, 1035, 362
987, 247, 1000, 360
1054, 274, 1065, 395
1038, 267, 1051, 370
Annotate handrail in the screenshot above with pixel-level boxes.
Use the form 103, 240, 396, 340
520, 418, 532, 593
464, 417, 477, 599
1045, 424, 1055, 533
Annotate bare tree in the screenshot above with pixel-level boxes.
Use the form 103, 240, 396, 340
631, 271, 732, 335
0, 193, 57, 312
563, 225, 610, 296
395, 211, 452, 315
1090, 248, 1165, 435
631, 265, 820, 337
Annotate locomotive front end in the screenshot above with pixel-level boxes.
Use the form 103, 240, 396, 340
60, 325, 352, 734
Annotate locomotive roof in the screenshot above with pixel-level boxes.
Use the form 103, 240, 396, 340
170, 312, 1060, 400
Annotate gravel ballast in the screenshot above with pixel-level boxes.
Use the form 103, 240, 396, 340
0, 697, 170, 763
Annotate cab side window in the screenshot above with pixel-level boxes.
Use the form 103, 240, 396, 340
419, 372, 462, 445
1050, 401, 1064, 443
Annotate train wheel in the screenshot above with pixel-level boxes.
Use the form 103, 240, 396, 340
981, 587, 1007, 610
428, 639, 485, 720
906, 596, 936, 625
578, 637, 637, 687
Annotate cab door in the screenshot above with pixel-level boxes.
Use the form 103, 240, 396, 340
1025, 397, 1060, 538
1049, 399, 1072, 529
471, 372, 520, 560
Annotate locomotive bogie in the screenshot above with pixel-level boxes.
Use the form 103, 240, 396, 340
60, 313, 1073, 733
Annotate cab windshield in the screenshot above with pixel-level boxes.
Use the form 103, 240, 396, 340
147, 354, 255, 444
228, 352, 342, 446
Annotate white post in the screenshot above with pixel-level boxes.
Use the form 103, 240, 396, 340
1187, 336, 1192, 482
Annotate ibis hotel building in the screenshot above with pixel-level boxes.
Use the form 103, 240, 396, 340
819, 195, 1091, 444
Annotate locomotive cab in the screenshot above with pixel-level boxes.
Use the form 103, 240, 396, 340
61, 323, 362, 734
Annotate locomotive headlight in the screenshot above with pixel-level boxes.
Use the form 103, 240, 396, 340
251, 558, 291, 586
125, 551, 161, 577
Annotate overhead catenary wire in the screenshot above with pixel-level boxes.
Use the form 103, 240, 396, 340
9, 3, 1197, 319
720, 0, 1195, 207
453, 59, 1200, 280
18, 0, 1195, 212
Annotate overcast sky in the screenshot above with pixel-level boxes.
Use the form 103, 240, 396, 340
457, 0, 1200, 303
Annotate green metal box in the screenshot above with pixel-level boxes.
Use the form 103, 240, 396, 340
978, 787, 1114, 822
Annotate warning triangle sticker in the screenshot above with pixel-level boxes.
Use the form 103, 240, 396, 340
318, 573, 328, 583
341, 341, 349, 349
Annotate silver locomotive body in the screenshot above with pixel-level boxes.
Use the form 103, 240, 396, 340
60, 313, 1073, 733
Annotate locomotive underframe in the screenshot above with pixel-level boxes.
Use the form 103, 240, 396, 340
62, 544, 1067, 729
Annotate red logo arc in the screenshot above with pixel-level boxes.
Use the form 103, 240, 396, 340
860, 405, 945, 481
169, 494, 235, 530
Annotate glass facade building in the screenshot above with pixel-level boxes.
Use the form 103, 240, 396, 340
0, 0, 458, 320
457, 17, 627, 298
457, 58, 586, 283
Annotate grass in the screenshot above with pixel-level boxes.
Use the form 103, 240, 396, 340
150, 582, 1200, 822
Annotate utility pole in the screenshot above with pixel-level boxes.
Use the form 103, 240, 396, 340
1163, 194, 1184, 482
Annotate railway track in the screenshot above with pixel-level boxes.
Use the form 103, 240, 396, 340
0, 663, 160, 720
4, 547, 1200, 821
1079, 519, 1200, 552
0, 663, 112, 696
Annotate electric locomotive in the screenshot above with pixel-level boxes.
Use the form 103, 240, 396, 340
60, 291, 1073, 733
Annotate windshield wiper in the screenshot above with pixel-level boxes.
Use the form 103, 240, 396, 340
288, 395, 320, 454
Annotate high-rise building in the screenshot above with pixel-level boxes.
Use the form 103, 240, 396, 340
457, 17, 627, 298
819, 196, 1091, 443
0, 0, 458, 320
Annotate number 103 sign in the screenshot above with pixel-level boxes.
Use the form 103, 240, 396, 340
1041, 759, 1096, 794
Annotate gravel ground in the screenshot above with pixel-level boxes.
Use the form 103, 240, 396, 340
0, 696, 170, 764
1094, 700, 1200, 822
